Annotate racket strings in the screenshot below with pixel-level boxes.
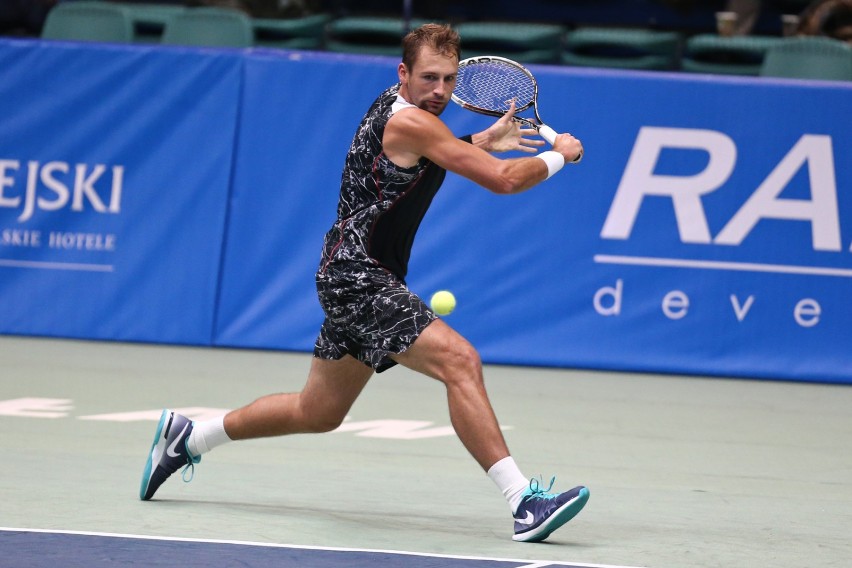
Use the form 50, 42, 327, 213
455, 61, 536, 113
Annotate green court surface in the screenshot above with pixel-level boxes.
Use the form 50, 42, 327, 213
1, 335, 850, 567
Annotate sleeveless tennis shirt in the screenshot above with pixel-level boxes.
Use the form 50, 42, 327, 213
318, 83, 447, 281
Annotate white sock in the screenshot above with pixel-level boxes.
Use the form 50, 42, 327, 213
187, 416, 232, 457
487, 456, 531, 514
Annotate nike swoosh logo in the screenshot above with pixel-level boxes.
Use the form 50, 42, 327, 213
515, 511, 535, 525
166, 423, 189, 458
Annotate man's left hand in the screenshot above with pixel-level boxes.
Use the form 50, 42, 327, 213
472, 100, 545, 154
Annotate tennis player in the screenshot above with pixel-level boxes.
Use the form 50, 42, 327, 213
141, 23, 587, 543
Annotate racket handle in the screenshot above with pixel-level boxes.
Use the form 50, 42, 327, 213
538, 124, 557, 145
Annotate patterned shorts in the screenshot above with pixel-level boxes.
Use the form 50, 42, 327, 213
314, 262, 437, 373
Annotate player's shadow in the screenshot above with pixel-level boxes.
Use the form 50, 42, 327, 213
150, 497, 590, 547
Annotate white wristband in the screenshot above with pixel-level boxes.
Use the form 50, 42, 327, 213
535, 151, 565, 179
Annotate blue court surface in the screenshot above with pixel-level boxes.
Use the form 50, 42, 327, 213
0, 529, 635, 568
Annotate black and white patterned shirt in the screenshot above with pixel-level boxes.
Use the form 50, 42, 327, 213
319, 83, 448, 281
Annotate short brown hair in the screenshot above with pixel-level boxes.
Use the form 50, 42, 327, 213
401, 23, 460, 70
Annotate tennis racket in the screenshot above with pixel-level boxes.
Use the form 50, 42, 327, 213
452, 55, 581, 162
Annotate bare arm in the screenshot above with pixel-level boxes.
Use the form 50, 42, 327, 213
383, 107, 582, 195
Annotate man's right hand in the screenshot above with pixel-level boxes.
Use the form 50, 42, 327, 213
551, 133, 584, 164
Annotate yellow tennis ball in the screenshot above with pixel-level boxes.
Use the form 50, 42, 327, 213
430, 290, 456, 316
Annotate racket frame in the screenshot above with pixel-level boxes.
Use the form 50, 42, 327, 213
452, 55, 586, 163
451, 55, 558, 144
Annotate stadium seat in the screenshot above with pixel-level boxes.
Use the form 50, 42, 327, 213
325, 17, 430, 56
253, 13, 331, 50
682, 34, 782, 76
562, 27, 682, 71
41, 1, 134, 44
123, 3, 187, 43
455, 22, 565, 64
161, 7, 253, 48
760, 36, 852, 81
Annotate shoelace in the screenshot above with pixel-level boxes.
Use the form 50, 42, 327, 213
527, 476, 558, 499
181, 452, 201, 483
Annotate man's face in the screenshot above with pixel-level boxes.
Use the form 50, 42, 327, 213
399, 47, 458, 116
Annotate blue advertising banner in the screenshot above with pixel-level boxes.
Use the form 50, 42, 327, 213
2, 39, 849, 384
217, 52, 852, 384
214, 51, 401, 350
413, 69, 852, 383
0, 39, 241, 344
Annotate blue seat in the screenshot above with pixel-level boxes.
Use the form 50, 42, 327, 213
161, 7, 253, 48
325, 17, 431, 56
562, 27, 682, 71
123, 3, 187, 43
456, 22, 565, 64
41, 1, 134, 44
760, 36, 852, 81
682, 34, 782, 76
253, 13, 331, 51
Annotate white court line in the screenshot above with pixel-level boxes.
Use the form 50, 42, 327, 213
0, 527, 645, 568
594, 254, 852, 278
0, 259, 113, 272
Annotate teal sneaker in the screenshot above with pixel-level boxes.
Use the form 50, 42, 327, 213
140, 409, 200, 500
512, 477, 589, 542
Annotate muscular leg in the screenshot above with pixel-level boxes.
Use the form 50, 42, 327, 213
392, 319, 509, 471
223, 355, 373, 440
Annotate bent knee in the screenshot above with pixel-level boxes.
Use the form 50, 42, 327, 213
439, 342, 483, 385
304, 413, 347, 434
297, 397, 348, 433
